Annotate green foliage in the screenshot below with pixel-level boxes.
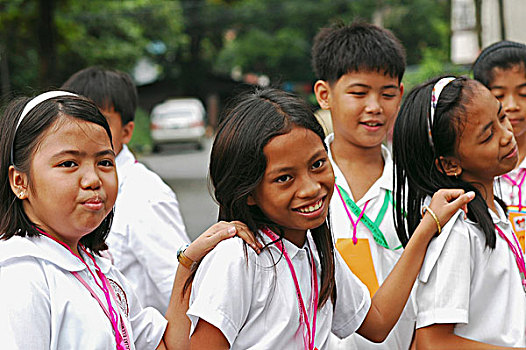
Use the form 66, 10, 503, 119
128, 107, 152, 154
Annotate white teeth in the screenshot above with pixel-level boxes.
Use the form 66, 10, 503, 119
298, 199, 323, 213
364, 122, 380, 127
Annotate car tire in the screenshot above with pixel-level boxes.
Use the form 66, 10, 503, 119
152, 144, 162, 153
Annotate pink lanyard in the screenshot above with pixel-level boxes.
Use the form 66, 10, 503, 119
262, 228, 319, 350
335, 184, 370, 244
502, 169, 526, 211
495, 224, 526, 293
36, 228, 128, 350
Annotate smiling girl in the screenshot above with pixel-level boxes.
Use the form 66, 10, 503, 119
186, 88, 474, 349
393, 76, 526, 348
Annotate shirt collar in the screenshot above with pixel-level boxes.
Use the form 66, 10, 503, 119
259, 229, 311, 260
325, 133, 393, 203
0, 235, 112, 273
115, 144, 136, 180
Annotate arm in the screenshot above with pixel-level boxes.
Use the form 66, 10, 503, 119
356, 189, 475, 342
416, 324, 526, 350
157, 221, 259, 350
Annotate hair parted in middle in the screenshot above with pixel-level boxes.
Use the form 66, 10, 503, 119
209, 87, 336, 308
311, 21, 406, 84
392, 76, 501, 250
472, 40, 526, 87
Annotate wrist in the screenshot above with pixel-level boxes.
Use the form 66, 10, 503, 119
177, 244, 198, 270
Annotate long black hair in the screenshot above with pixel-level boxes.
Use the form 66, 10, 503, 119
393, 76, 500, 249
0, 94, 114, 254
208, 87, 336, 308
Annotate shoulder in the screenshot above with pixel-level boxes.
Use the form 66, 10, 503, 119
419, 210, 474, 283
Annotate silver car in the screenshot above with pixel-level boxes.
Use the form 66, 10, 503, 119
150, 98, 206, 152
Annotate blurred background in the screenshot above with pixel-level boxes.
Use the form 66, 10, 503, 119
1, 0, 524, 237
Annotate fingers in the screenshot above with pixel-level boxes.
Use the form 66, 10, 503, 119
229, 221, 261, 254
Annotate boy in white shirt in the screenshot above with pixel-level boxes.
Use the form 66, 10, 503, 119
312, 22, 412, 349
62, 67, 190, 313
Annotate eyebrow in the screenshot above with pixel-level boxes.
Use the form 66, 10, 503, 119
51, 149, 115, 160
491, 82, 526, 89
266, 149, 326, 175
346, 83, 399, 90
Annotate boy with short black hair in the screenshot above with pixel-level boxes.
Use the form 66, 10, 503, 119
312, 22, 412, 349
62, 67, 190, 314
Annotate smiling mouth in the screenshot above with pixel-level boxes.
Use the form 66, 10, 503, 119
295, 198, 324, 214
360, 121, 384, 127
504, 145, 518, 159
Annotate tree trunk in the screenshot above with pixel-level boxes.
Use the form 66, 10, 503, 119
38, 0, 56, 89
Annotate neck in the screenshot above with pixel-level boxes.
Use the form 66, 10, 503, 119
516, 133, 526, 169
330, 136, 385, 201
283, 229, 307, 248
469, 179, 497, 214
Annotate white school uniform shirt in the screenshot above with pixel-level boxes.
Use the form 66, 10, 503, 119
107, 144, 190, 313
0, 235, 167, 350
187, 231, 371, 349
326, 134, 416, 350
497, 155, 526, 207
416, 201, 526, 347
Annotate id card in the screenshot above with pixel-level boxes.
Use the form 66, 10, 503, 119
508, 205, 526, 251
336, 238, 379, 296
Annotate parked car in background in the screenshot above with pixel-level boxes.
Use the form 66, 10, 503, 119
150, 98, 206, 152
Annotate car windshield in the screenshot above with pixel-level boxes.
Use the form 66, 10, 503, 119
156, 110, 194, 118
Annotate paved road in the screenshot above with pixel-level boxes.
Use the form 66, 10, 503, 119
138, 138, 218, 241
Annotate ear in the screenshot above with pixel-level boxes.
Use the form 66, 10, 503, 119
247, 193, 256, 206
436, 156, 463, 177
121, 121, 135, 145
8, 165, 29, 199
314, 80, 331, 110
399, 82, 404, 98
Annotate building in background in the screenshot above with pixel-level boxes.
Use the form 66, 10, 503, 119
451, 0, 526, 64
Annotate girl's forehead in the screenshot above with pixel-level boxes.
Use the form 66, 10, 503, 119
38, 117, 111, 149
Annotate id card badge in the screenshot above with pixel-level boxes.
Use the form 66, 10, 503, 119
336, 238, 379, 296
508, 205, 526, 251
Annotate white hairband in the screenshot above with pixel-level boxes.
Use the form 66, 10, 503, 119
427, 77, 456, 149
11, 91, 78, 165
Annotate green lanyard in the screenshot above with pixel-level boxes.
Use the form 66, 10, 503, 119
335, 184, 402, 250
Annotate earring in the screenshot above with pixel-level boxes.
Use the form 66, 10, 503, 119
454, 172, 458, 178
18, 191, 24, 199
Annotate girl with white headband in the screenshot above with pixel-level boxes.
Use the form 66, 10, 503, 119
393, 76, 526, 348
0, 91, 259, 350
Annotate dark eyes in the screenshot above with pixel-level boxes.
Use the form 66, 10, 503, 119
58, 160, 77, 168
275, 174, 292, 183
99, 159, 114, 167
312, 158, 326, 169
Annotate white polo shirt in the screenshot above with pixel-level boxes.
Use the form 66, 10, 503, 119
326, 134, 416, 350
497, 156, 526, 207
416, 203, 526, 347
108, 144, 190, 313
0, 235, 167, 350
187, 232, 371, 349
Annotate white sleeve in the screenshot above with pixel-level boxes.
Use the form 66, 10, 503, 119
331, 249, 372, 338
129, 197, 190, 303
416, 213, 471, 328
0, 258, 51, 350
187, 239, 254, 346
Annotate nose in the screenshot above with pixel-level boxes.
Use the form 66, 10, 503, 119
503, 94, 520, 113
364, 94, 382, 114
297, 174, 321, 199
80, 165, 102, 190
500, 121, 515, 146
